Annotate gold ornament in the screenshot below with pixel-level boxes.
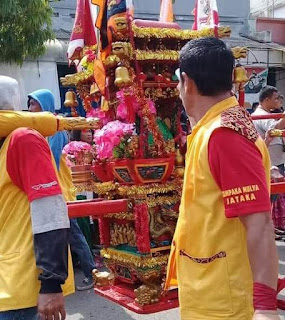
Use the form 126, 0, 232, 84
134, 284, 161, 306
135, 50, 179, 62
117, 181, 182, 198
112, 42, 133, 59
175, 147, 184, 166
64, 89, 79, 116
75, 181, 116, 194
231, 47, 248, 59
175, 167, 185, 178
234, 65, 249, 84
101, 97, 109, 112
110, 222, 136, 247
146, 195, 180, 208
105, 212, 134, 220
104, 55, 120, 68
90, 83, 101, 97
114, 17, 129, 33
269, 129, 284, 137
114, 66, 132, 88
149, 208, 177, 240
132, 23, 231, 40
60, 70, 93, 87
101, 248, 170, 268
92, 269, 115, 286
57, 116, 101, 131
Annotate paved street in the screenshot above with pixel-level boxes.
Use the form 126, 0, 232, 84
66, 241, 285, 320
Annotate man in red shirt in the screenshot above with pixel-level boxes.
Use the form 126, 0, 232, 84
0, 76, 72, 319
165, 38, 279, 320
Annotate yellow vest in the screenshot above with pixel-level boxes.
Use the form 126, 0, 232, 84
0, 131, 74, 312
165, 97, 271, 320
58, 154, 76, 202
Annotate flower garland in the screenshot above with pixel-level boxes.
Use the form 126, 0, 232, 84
117, 181, 182, 197
75, 181, 116, 194
134, 203, 151, 253
104, 212, 134, 220
146, 195, 180, 208
75, 180, 182, 198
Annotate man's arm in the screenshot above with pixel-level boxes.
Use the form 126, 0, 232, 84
239, 212, 278, 288
240, 212, 279, 319
274, 116, 285, 130
6, 128, 70, 319
30, 194, 70, 293
208, 127, 279, 319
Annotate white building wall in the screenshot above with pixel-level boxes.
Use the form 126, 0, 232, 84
274, 5, 285, 17
251, 0, 285, 17
0, 61, 61, 111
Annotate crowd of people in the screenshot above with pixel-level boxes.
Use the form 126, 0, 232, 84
0, 37, 284, 320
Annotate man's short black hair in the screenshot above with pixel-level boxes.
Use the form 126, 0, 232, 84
259, 85, 278, 103
179, 37, 234, 96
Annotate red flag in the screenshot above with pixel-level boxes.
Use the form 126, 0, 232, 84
192, 0, 219, 31
68, 0, 97, 61
160, 0, 174, 23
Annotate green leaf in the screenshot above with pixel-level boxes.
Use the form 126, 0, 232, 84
0, 0, 55, 64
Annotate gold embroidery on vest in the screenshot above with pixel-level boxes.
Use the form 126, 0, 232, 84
221, 106, 258, 142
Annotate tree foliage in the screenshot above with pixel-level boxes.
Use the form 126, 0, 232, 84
0, 0, 55, 64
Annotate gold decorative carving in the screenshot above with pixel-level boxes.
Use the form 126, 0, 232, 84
134, 284, 161, 306
132, 24, 231, 40
92, 269, 115, 286
57, 116, 101, 131
101, 248, 169, 268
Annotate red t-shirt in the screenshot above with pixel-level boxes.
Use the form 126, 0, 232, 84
208, 127, 271, 218
6, 128, 62, 202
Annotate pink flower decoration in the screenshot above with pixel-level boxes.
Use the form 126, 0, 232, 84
148, 99, 157, 115
116, 89, 141, 121
63, 141, 92, 155
63, 141, 93, 166
86, 108, 112, 125
93, 121, 135, 160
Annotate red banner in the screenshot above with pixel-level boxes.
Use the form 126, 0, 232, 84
68, 0, 97, 61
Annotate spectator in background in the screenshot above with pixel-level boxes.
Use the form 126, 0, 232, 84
28, 90, 96, 291
252, 87, 285, 232
252, 86, 285, 174
72, 129, 94, 145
